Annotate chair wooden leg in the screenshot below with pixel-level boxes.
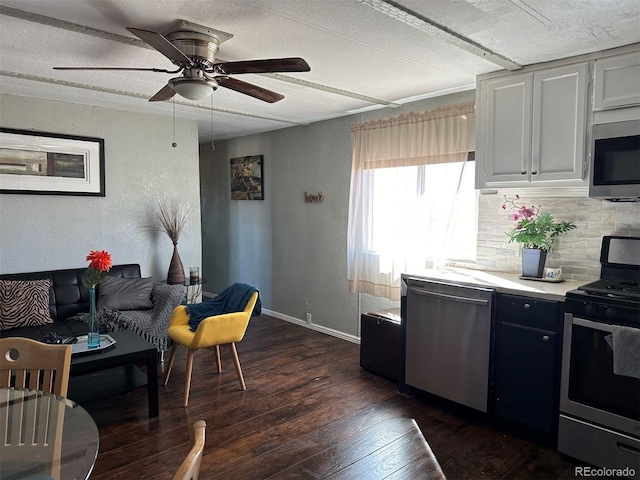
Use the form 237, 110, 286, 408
164, 343, 178, 385
229, 343, 246, 391
184, 349, 195, 407
215, 345, 222, 373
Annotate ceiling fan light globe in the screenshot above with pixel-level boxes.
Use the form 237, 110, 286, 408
169, 78, 217, 100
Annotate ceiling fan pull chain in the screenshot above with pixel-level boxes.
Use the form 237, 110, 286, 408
210, 94, 215, 151
172, 97, 177, 148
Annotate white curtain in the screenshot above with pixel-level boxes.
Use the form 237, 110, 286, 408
347, 102, 476, 300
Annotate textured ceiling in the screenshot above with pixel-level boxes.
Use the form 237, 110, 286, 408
1, 0, 639, 143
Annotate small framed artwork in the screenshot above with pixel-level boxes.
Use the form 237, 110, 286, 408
230, 155, 264, 200
0, 128, 105, 196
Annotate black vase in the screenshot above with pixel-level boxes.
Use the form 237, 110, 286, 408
522, 248, 547, 278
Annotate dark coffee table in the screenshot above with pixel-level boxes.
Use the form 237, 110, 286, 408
68, 330, 159, 418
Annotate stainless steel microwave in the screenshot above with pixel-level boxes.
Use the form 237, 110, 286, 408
589, 119, 640, 201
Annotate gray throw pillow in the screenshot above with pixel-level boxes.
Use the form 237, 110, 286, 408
97, 276, 154, 310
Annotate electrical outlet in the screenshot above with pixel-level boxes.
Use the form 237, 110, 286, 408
306, 313, 312, 323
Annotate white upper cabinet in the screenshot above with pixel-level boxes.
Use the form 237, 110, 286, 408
479, 73, 533, 185
476, 62, 589, 189
594, 51, 640, 110
531, 63, 589, 183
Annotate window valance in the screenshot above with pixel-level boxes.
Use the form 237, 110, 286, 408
350, 101, 475, 169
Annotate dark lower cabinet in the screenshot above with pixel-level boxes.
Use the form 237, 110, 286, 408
360, 310, 402, 383
493, 294, 563, 443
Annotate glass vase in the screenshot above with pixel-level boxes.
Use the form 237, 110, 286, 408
87, 286, 100, 349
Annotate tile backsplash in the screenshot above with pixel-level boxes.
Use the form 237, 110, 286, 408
476, 194, 640, 282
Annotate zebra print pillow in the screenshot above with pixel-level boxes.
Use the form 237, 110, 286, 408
0, 279, 53, 330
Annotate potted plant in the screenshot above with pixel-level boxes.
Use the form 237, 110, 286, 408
502, 195, 576, 278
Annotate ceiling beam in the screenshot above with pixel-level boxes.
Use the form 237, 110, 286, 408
262, 73, 401, 107
0, 5, 147, 48
358, 0, 522, 71
0, 70, 305, 125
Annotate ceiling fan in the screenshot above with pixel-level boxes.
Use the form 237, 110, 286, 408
53, 20, 310, 103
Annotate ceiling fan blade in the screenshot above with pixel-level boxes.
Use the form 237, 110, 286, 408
217, 76, 284, 103
149, 84, 176, 102
126, 27, 194, 67
212, 57, 310, 75
53, 66, 179, 73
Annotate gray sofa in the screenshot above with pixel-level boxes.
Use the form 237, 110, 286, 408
0, 264, 184, 356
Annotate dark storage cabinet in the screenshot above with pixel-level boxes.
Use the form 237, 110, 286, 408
360, 310, 402, 383
493, 294, 563, 441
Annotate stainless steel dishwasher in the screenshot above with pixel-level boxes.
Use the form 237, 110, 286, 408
405, 277, 494, 412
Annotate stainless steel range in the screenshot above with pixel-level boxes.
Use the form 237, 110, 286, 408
559, 236, 640, 473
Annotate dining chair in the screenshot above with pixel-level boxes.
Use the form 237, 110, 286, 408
0, 337, 72, 396
173, 420, 206, 480
164, 288, 259, 406
0, 337, 73, 480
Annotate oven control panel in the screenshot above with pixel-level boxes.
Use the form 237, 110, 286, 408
565, 295, 640, 328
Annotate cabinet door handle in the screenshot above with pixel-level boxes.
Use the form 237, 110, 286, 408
521, 171, 527, 175
531, 171, 538, 175
542, 335, 550, 342
523, 303, 531, 310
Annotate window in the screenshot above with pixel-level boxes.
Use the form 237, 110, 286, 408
347, 101, 476, 300
370, 160, 477, 265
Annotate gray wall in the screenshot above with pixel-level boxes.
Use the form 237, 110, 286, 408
0, 94, 202, 280
200, 135, 274, 307
200, 90, 476, 339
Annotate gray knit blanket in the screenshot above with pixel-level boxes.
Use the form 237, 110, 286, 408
71, 283, 184, 352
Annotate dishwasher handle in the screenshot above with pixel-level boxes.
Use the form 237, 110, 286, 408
408, 286, 491, 306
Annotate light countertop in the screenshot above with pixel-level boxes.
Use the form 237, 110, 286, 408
402, 267, 585, 301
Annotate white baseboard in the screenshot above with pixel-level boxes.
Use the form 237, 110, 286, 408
261, 308, 360, 345
201, 292, 360, 345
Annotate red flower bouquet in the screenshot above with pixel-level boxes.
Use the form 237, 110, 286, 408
83, 250, 112, 288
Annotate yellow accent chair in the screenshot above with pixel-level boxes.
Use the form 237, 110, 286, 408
164, 290, 259, 406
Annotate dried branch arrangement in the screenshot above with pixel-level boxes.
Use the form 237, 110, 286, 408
148, 200, 192, 245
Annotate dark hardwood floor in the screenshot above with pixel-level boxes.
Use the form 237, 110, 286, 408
81, 315, 589, 480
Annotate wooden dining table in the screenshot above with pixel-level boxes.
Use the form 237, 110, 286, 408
0, 387, 99, 480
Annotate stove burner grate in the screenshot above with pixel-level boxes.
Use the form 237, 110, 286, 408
579, 279, 640, 300
609, 281, 640, 293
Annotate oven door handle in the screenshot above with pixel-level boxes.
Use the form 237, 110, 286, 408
572, 317, 615, 333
